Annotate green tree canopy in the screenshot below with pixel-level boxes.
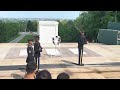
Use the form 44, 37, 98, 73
26, 20, 37, 32
74, 11, 117, 42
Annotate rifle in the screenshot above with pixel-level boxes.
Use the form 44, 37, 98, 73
74, 24, 83, 33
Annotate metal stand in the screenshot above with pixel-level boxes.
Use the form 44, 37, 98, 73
58, 43, 62, 57
52, 36, 62, 57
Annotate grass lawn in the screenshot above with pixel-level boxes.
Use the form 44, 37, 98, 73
19, 35, 34, 43
7, 34, 21, 43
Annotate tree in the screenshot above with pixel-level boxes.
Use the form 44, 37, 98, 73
116, 11, 120, 22
58, 20, 79, 42
0, 20, 4, 42
32, 21, 37, 32
26, 20, 37, 32
26, 20, 33, 32
74, 11, 116, 42
0, 20, 26, 42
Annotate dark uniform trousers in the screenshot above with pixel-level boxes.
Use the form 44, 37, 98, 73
78, 46, 83, 65
78, 35, 87, 65
34, 42, 41, 70
35, 57, 40, 69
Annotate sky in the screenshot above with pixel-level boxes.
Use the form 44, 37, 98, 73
0, 11, 81, 19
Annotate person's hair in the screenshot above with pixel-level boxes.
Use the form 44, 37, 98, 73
26, 62, 37, 74
36, 70, 52, 79
28, 39, 33, 43
35, 36, 39, 41
35, 35, 39, 39
57, 72, 70, 79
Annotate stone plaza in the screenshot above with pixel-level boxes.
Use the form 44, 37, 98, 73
0, 43, 120, 79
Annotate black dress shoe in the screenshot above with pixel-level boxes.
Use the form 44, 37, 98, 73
80, 64, 84, 66
76, 63, 84, 66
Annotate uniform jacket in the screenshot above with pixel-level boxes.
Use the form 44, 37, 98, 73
34, 42, 42, 58
26, 45, 34, 63
78, 35, 87, 48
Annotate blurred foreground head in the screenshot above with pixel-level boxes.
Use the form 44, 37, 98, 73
36, 70, 52, 79
57, 72, 70, 79
26, 62, 37, 74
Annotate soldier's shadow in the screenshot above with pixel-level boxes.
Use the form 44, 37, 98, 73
61, 60, 77, 65
61, 60, 120, 67
0, 61, 120, 73
0, 63, 73, 71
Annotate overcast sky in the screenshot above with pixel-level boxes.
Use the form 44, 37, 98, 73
0, 11, 81, 19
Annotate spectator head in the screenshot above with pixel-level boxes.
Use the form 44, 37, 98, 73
28, 39, 33, 45
36, 70, 52, 79
26, 62, 37, 74
57, 72, 70, 79
35, 36, 39, 41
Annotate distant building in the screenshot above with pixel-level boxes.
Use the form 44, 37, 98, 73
97, 29, 120, 45
97, 22, 120, 45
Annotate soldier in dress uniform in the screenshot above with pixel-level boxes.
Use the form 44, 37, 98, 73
34, 36, 43, 70
26, 39, 34, 64
78, 32, 87, 66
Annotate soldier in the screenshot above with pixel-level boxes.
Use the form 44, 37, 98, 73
78, 32, 87, 66
26, 39, 34, 64
34, 36, 43, 70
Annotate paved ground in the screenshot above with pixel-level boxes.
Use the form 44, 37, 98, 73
0, 43, 120, 79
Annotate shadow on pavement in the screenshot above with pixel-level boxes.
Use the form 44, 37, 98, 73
63, 69, 120, 74
0, 62, 120, 71
0, 64, 72, 71
86, 62, 120, 67
61, 60, 77, 65
61, 60, 120, 67
0, 65, 26, 71
11, 74, 23, 79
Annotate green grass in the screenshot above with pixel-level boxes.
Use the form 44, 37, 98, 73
6, 34, 21, 43
19, 35, 34, 43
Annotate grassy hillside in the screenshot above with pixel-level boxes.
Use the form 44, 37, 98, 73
19, 35, 34, 43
